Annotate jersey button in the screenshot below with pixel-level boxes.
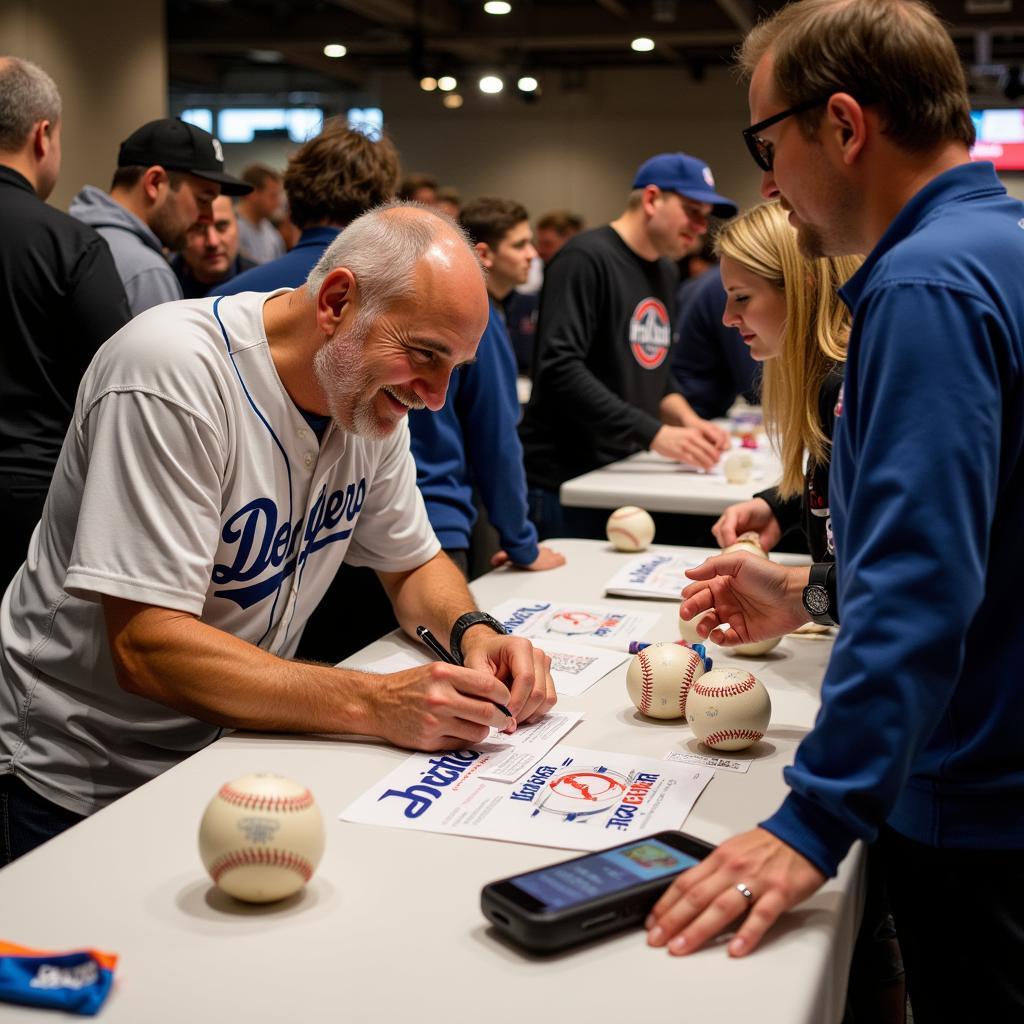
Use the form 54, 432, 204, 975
298, 427, 308, 439
303, 453, 314, 468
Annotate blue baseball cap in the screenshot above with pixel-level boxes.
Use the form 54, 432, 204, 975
632, 152, 737, 218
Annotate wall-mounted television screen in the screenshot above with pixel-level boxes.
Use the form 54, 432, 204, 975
970, 109, 1024, 171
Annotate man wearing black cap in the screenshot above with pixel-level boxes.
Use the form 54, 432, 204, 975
69, 118, 251, 316
519, 152, 738, 541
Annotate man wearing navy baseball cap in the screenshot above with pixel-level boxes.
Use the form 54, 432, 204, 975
520, 151, 738, 541
70, 118, 251, 316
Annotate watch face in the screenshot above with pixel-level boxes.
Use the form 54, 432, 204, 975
804, 584, 830, 616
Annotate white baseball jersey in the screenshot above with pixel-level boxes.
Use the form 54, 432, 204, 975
0, 291, 440, 815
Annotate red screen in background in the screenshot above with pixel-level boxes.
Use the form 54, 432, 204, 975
971, 110, 1024, 171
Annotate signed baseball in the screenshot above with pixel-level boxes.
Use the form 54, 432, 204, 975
606, 506, 656, 552
733, 635, 783, 656
627, 642, 706, 719
199, 773, 325, 903
721, 531, 768, 558
723, 451, 754, 484
686, 668, 771, 751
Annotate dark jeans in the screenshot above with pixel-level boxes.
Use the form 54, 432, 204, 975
1, 774, 85, 866
879, 826, 1024, 1021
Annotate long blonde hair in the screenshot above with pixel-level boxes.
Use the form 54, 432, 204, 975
715, 201, 861, 497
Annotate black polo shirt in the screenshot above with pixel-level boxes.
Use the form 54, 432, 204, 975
0, 165, 131, 481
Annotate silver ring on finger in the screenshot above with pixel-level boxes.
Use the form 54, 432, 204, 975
736, 882, 754, 901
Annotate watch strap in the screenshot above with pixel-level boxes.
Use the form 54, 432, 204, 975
802, 561, 837, 627
449, 611, 508, 665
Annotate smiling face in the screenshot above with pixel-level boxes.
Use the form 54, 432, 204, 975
720, 254, 788, 361
645, 189, 712, 261
313, 244, 488, 439
748, 55, 860, 259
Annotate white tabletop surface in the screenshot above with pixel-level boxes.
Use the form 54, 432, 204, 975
0, 540, 860, 1024
560, 445, 783, 516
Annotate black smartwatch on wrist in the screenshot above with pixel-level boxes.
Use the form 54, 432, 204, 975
449, 611, 508, 665
802, 561, 838, 627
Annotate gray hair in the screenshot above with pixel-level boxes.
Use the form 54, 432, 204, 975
305, 200, 482, 328
0, 56, 62, 152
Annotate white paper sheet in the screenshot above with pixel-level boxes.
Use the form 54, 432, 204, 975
664, 750, 752, 774
356, 642, 625, 699
604, 551, 704, 601
475, 711, 585, 782
339, 744, 714, 851
490, 598, 660, 650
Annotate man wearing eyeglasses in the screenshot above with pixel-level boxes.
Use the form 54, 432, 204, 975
519, 152, 737, 541
645, 1, 1024, 1018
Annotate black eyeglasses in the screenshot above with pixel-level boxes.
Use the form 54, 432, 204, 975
742, 97, 829, 172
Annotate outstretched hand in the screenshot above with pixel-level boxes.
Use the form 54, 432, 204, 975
680, 552, 811, 645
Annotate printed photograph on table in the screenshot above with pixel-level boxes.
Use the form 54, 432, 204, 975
490, 598, 659, 649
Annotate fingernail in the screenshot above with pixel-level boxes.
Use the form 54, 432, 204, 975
647, 925, 663, 945
668, 935, 687, 954
644, 913, 655, 929
729, 937, 746, 956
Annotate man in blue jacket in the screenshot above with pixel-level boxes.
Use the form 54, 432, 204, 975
647, 0, 1024, 1017
409, 197, 564, 576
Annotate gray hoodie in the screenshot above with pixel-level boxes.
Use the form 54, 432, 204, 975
69, 185, 182, 317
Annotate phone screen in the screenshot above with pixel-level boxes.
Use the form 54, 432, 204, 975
507, 838, 700, 911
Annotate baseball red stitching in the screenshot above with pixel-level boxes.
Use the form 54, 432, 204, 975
218, 784, 314, 813
693, 674, 756, 700
209, 847, 314, 883
639, 651, 654, 714
679, 654, 702, 716
608, 526, 640, 548
703, 728, 763, 746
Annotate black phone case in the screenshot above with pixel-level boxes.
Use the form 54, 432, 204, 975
480, 830, 715, 954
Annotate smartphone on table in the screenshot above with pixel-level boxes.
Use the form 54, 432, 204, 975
480, 830, 715, 954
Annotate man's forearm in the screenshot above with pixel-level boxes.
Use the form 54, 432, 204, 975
379, 550, 479, 649
103, 598, 383, 735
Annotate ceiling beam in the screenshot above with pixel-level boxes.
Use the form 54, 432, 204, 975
714, 0, 754, 33
327, 0, 459, 34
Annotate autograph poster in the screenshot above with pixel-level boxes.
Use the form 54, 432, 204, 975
339, 744, 713, 851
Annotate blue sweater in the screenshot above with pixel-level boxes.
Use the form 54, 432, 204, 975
408, 300, 539, 565
209, 227, 341, 294
762, 162, 1024, 876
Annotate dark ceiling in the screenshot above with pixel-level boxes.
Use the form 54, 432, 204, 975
167, 0, 1024, 101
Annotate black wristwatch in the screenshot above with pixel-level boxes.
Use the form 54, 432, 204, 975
802, 561, 838, 627
449, 611, 508, 665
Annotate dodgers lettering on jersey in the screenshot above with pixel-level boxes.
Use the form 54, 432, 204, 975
213, 478, 366, 609
628, 297, 671, 369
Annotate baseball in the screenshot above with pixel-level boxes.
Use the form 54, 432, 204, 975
606, 506, 656, 552
733, 635, 783, 656
723, 451, 754, 484
721, 531, 768, 558
678, 608, 712, 644
626, 642, 706, 719
198, 773, 325, 903
686, 668, 771, 751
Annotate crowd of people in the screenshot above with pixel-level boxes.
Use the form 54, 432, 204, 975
1, 0, 1022, 1018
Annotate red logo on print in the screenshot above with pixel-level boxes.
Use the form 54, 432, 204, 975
628, 298, 671, 369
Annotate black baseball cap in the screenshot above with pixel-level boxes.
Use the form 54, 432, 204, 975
117, 118, 252, 196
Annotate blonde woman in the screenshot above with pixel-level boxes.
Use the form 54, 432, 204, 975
711, 201, 861, 562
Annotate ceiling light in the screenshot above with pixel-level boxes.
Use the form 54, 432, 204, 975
631, 37, 655, 52
479, 75, 504, 94
517, 75, 538, 92
420, 76, 438, 91
484, 1, 512, 13
323, 43, 347, 58
443, 93, 464, 109
438, 75, 458, 91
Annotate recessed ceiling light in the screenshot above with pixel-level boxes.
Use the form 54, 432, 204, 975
323, 43, 347, 58
438, 75, 458, 91
517, 76, 538, 92
479, 75, 504, 94
631, 37, 655, 52
420, 76, 438, 91
443, 93, 464, 109
484, 1, 512, 13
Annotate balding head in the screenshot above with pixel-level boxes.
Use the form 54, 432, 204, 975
307, 202, 489, 438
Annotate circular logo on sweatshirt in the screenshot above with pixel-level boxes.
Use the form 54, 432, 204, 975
629, 298, 671, 369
